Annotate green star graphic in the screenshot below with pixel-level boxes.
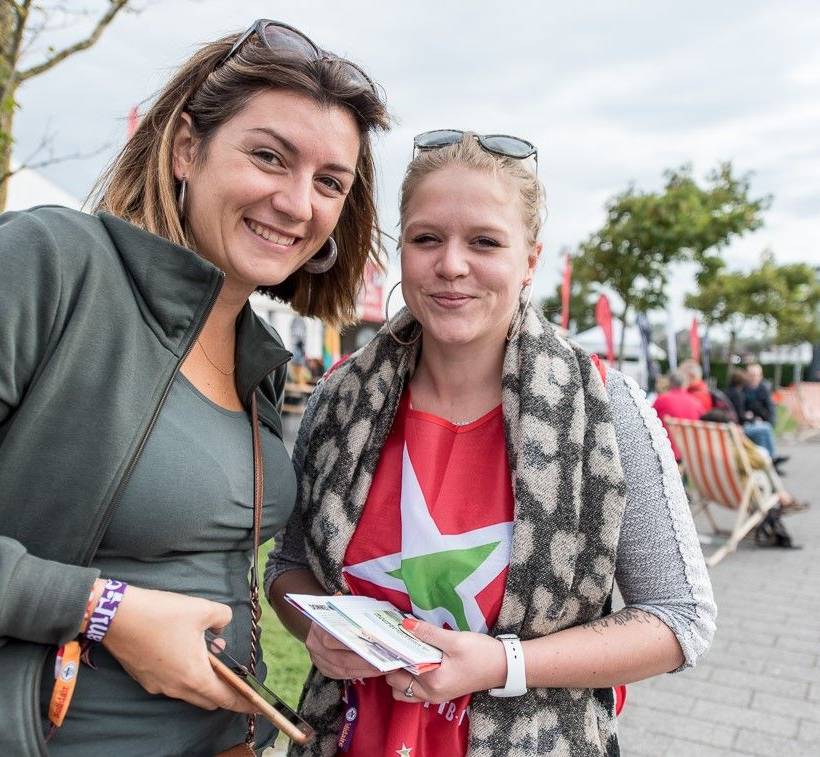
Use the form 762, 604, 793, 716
387, 541, 500, 631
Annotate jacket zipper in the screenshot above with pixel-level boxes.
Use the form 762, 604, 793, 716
82, 274, 225, 565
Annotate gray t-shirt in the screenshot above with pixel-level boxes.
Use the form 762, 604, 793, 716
43, 374, 296, 756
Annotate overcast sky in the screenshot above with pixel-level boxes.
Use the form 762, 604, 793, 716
13, 0, 820, 330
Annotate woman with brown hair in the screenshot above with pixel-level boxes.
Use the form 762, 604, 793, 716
0, 19, 386, 756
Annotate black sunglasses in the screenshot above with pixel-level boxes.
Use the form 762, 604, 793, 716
414, 129, 538, 170
222, 19, 376, 94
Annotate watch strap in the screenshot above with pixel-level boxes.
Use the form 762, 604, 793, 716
488, 634, 527, 697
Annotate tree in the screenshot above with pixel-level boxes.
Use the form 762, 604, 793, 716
574, 163, 769, 365
686, 253, 820, 366
0, 1, 131, 210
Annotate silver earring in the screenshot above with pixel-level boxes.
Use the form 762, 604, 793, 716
506, 282, 533, 342
177, 178, 187, 217
303, 236, 338, 274
384, 281, 421, 346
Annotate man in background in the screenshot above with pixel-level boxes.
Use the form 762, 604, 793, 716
680, 359, 713, 414
653, 370, 704, 461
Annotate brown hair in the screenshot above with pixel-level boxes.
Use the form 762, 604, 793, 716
92, 31, 389, 327
399, 134, 545, 246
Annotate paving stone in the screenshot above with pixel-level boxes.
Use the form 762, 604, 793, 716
726, 641, 817, 668
650, 676, 752, 707
616, 723, 672, 755
776, 635, 820, 655
666, 738, 747, 757
624, 685, 694, 715
765, 662, 820, 685
733, 729, 820, 757
798, 720, 820, 742
751, 691, 820, 723
707, 667, 808, 699
619, 707, 737, 748
691, 699, 798, 738
809, 684, 820, 703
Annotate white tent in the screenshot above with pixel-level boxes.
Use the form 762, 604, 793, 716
5, 165, 81, 211
570, 322, 666, 361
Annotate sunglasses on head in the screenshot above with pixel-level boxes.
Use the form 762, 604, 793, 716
222, 19, 376, 94
413, 129, 538, 170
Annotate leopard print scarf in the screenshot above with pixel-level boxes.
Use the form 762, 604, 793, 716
289, 305, 626, 757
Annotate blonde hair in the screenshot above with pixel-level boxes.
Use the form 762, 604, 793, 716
92, 31, 389, 327
399, 134, 545, 246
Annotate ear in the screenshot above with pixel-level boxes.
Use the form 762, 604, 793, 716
172, 112, 199, 181
525, 241, 542, 284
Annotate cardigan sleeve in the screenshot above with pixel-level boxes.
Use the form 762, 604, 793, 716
607, 369, 717, 670
264, 380, 324, 596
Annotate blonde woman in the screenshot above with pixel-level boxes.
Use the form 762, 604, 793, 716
269, 132, 716, 756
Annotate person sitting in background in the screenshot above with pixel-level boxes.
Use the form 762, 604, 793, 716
652, 370, 704, 460
745, 363, 776, 424
679, 359, 713, 414
727, 368, 788, 474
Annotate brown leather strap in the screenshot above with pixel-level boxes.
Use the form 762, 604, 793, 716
246, 392, 264, 744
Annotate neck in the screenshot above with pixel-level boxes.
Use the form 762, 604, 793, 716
410, 331, 506, 420
201, 277, 254, 344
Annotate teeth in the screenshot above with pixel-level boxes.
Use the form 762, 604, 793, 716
247, 220, 296, 246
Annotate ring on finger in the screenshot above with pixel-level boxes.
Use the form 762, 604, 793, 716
403, 677, 415, 698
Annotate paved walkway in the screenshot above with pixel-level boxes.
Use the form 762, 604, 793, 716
618, 436, 820, 756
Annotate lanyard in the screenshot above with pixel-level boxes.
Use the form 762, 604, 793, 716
337, 680, 360, 752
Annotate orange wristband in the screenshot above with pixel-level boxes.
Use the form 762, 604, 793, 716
48, 641, 81, 728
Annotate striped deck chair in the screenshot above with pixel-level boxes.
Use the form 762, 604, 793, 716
778, 383, 820, 439
665, 418, 779, 567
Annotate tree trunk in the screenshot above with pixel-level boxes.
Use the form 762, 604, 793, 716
773, 360, 782, 389
727, 329, 737, 361
0, 3, 17, 213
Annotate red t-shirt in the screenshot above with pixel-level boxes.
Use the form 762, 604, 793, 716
652, 388, 704, 460
340, 392, 514, 757
686, 380, 713, 414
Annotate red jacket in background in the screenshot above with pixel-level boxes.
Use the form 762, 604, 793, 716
686, 380, 713, 414
653, 388, 704, 460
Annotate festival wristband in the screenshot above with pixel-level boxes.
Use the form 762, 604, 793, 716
84, 579, 128, 643
48, 641, 81, 731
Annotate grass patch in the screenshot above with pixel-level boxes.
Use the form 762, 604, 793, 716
258, 545, 312, 708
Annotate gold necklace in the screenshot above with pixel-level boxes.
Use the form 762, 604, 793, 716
196, 339, 235, 376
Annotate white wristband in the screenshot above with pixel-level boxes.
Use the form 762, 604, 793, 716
488, 634, 527, 697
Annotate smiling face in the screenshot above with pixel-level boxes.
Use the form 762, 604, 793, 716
400, 165, 540, 349
172, 89, 361, 293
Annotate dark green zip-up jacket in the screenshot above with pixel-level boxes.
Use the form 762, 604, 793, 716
0, 206, 292, 755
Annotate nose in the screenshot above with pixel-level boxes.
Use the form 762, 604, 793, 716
271, 172, 313, 224
434, 239, 470, 279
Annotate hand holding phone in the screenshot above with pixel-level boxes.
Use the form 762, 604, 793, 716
205, 631, 314, 746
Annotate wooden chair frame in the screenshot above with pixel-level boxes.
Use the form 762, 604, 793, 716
666, 418, 780, 567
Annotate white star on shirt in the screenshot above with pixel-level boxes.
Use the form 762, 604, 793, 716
344, 444, 513, 633
396, 744, 413, 757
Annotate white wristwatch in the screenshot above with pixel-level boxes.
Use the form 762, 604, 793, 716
488, 634, 527, 697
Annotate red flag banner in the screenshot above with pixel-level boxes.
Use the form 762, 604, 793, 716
560, 252, 572, 330
127, 106, 139, 139
689, 317, 701, 363
595, 294, 615, 363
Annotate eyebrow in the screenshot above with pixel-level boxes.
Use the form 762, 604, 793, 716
248, 127, 356, 176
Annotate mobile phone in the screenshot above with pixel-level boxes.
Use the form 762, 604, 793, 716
205, 631, 314, 745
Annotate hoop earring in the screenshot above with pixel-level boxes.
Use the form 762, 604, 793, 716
302, 236, 337, 274
177, 178, 187, 218
506, 282, 533, 342
384, 281, 421, 346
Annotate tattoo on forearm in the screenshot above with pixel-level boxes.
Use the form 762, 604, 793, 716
583, 608, 661, 635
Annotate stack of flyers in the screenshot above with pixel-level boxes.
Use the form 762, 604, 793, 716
285, 594, 443, 675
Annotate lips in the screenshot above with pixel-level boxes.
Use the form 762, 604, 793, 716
245, 218, 300, 246
430, 292, 475, 308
